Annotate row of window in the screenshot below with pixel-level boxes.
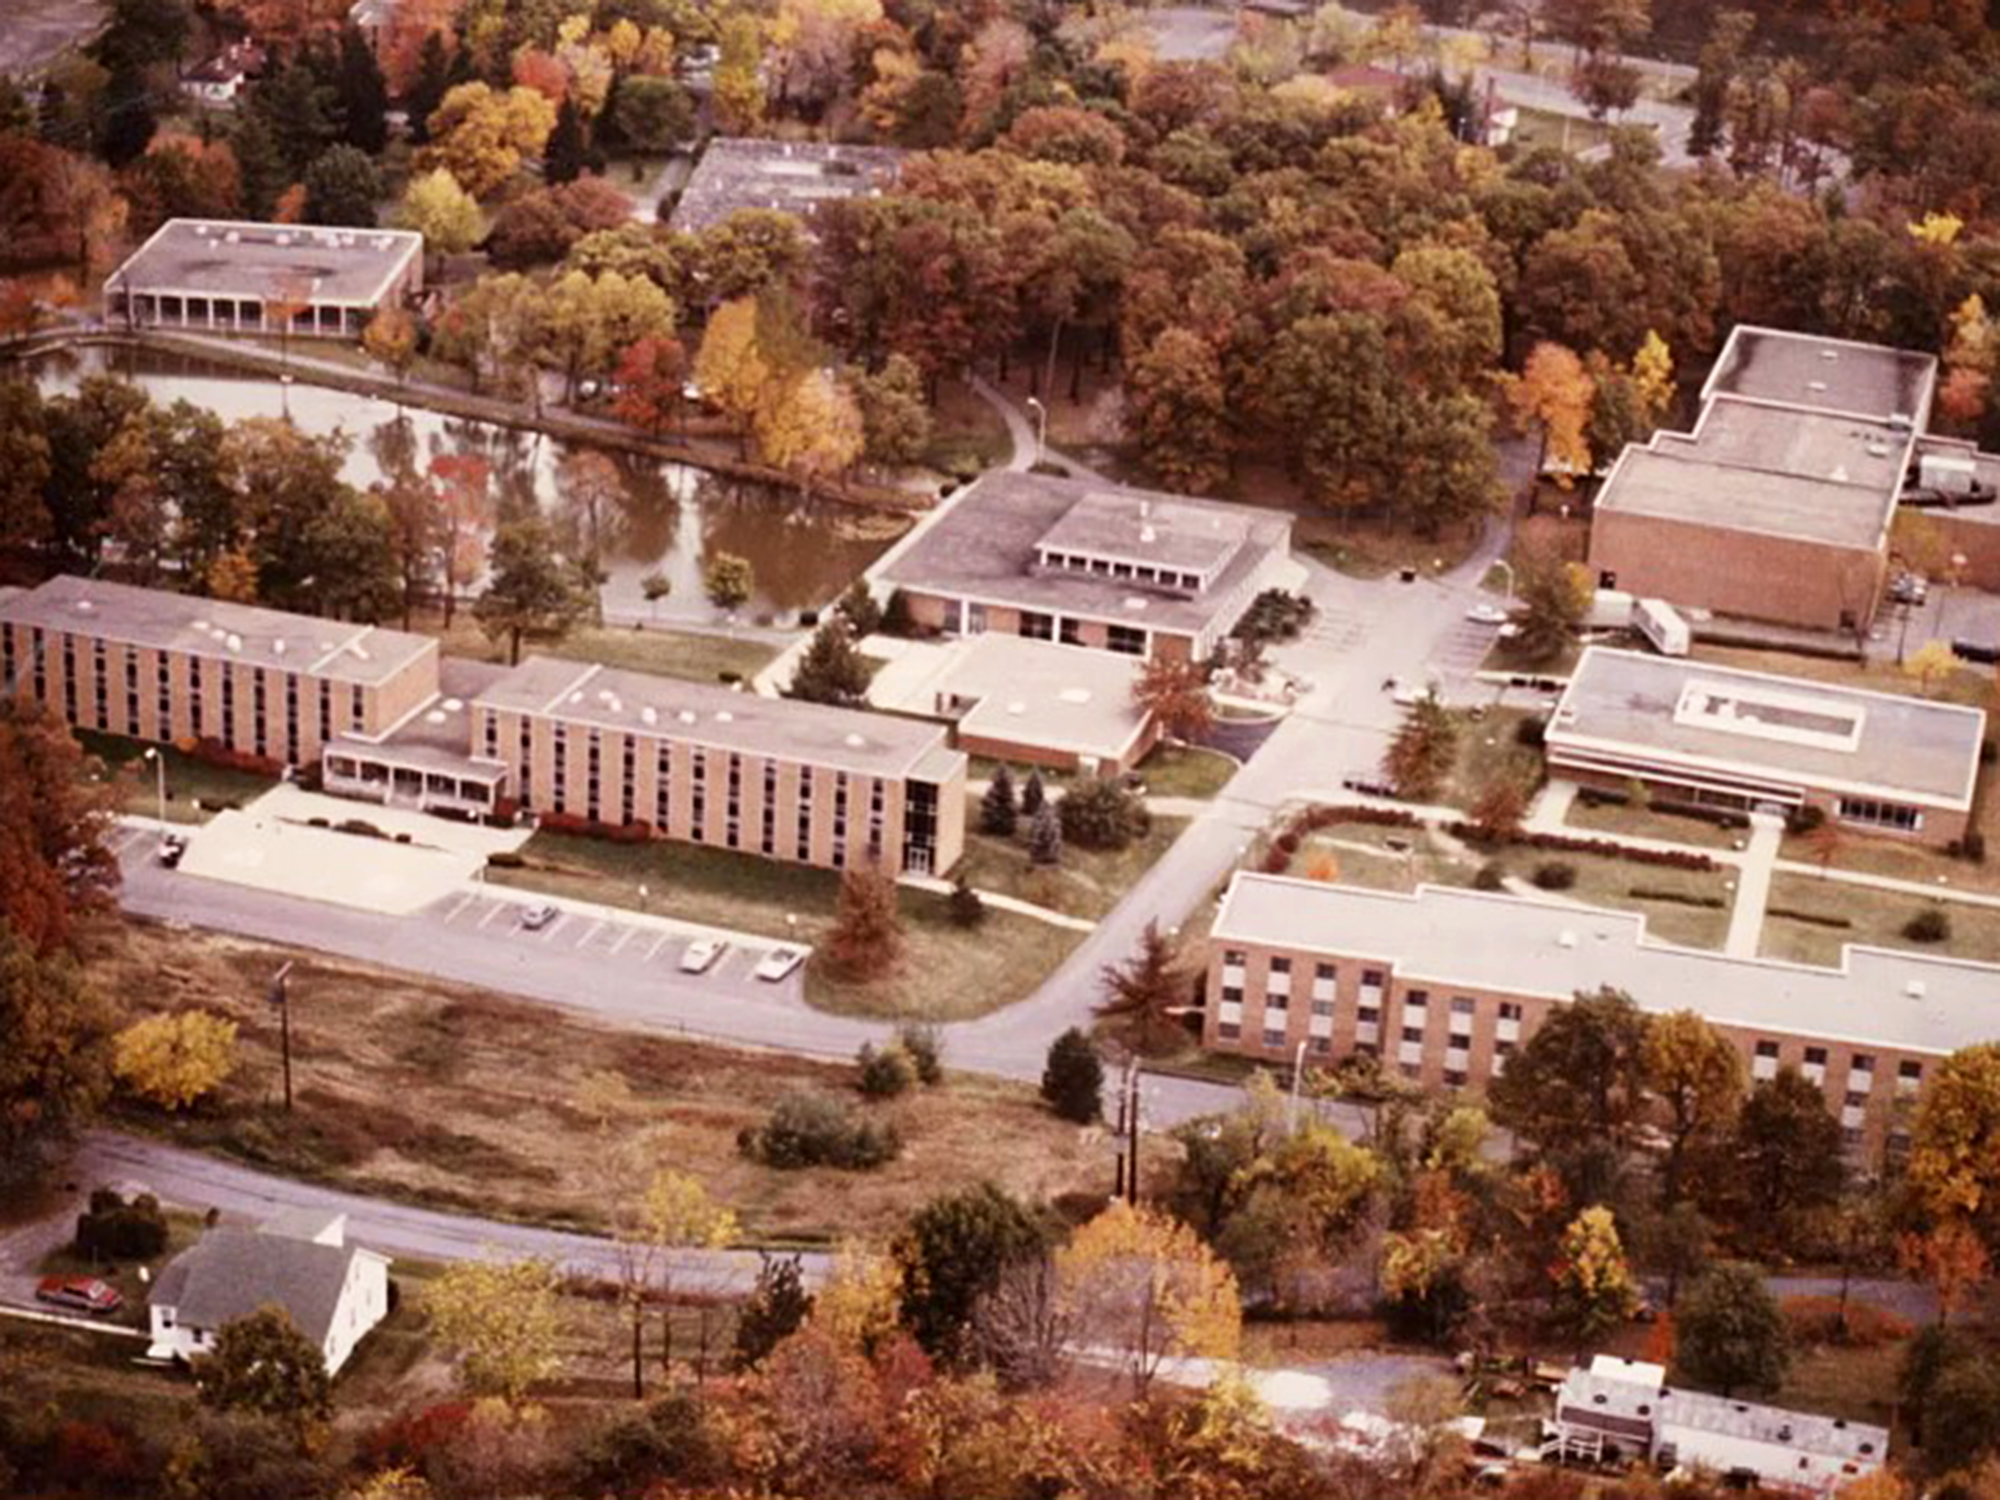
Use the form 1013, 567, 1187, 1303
1837, 796, 1923, 832
1035, 547, 1206, 593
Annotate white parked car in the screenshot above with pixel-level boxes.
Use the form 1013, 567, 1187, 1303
520, 902, 559, 931
1466, 601, 1509, 625
679, 937, 728, 974
755, 945, 807, 983
1391, 683, 1429, 706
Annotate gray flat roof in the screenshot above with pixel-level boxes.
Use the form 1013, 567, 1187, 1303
1662, 1386, 1886, 1462
1038, 490, 1248, 574
881, 471, 1293, 636
873, 633, 1151, 761
1550, 646, 1984, 808
669, 138, 905, 235
1212, 873, 2000, 1056
1704, 325, 1936, 423
107, 219, 423, 305
0, 575, 438, 688
1594, 445, 1894, 548
475, 656, 957, 779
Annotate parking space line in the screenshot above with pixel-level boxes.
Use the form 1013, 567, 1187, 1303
442, 891, 477, 924
574, 920, 603, 949
541, 914, 570, 943
645, 933, 671, 962
476, 901, 504, 929
609, 926, 634, 956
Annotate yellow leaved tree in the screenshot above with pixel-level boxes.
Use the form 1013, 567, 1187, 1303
1509, 341, 1595, 488
1055, 1200, 1240, 1393
754, 367, 865, 496
113, 1010, 238, 1110
425, 1257, 564, 1404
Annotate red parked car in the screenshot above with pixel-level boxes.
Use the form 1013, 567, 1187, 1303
35, 1275, 123, 1315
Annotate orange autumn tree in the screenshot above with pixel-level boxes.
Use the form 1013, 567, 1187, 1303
1055, 1200, 1240, 1394
1509, 341, 1595, 488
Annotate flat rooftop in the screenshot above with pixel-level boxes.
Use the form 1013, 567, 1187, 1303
1213, 873, 2000, 1057
475, 656, 957, 779
868, 634, 1151, 762
1595, 446, 1895, 548
1704, 325, 1936, 424
1038, 490, 1249, 576
107, 219, 423, 305
1550, 646, 1984, 808
881, 471, 1293, 636
0, 575, 438, 688
669, 138, 906, 235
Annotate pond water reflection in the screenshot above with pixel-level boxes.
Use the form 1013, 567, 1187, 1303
29, 345, 904, 624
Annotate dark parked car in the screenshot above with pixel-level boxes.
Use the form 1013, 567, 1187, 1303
157, 832, 188, 868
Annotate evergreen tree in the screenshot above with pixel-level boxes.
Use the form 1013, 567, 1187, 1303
947, 875, 985, 928
1675, 1262, 1789, 1396
302, 144, 381, 227
405, 30, 453, 144
545, 96, 589, 184
979, 764, 1017, 837
1042, 1028, 1104, 1123
787, 619, 870, 706
834, 578, 882, 637
824, 863, 905, 982
1021, 768, 1046, 818
252, 53, 336, 179
1027, 800, 1062, 867
474, 517, 593, 665
730, 1253, 811, 1370
231, 111, 286, 220
893, 1183, 1047, 1361
98, 60, 157, 166
334, 24, 390, 155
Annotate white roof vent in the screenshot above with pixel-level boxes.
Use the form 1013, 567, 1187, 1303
715, 710, 733, 723
678, 710, 697, 724
75, 599, 93, 612
607, 697, 623, 714
317, 639, 332, 651
1906, 979, 1927, 998
1139, 525, 1157, 544
424, 709, 447, 725
443, 697, 463, 712
224, 230, 240, 243
1123, 596, 1148, 611
640, 706, 658, 726
1819, 348, 1839, 360
275, 232, 292, 246
1866, 441, 1891, 458
1557, 929, 1578, 949
1059, 687, 1091, 705
349, 642, 370, 661
1830, 465, 1848, 483
598, 689, 615, 702
844, 732, 867, 748
272, 639, 285, 654
1006, 700, 1026, 715
1807, 380, 1829, 393
226, 633, 242, 652
570, 692, 585, 704
194, 620, 212, 632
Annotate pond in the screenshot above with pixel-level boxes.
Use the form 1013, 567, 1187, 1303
27, 344, 904, 625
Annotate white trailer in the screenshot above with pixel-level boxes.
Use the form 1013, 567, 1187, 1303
1633, 597, 1691, 656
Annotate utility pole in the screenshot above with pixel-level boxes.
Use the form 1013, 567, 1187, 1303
269, 961, 295, 1112
1123, 1063, 1141, 1205
1113, 1064, 1129, 1201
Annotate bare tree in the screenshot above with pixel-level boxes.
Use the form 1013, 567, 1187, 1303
972, 1256, 1072, 1391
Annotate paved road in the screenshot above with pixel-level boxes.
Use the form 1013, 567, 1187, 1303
0, 0, 105, 79
3, 1133, 821, 1300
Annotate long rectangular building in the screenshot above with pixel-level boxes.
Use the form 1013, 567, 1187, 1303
468, 657, 965, 877
1547, 647, 1986, 846
105, 219, 425, 339
1203, 871, 1997, 1153
0, 575, 441, 768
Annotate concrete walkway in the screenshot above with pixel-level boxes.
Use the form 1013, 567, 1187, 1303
970, 374, 1119, 484
901, 874, 1096, 933
1724, 815, 1785, 958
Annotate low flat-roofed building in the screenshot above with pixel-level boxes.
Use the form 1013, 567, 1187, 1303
669, 138, 905, 235
322, 658, 512, 818
880, 471, 1297, 663
105, 219, 425, 340
1553, 1355, 1887, 1495
1589, 326, 1939, 633
0, 574, 440, 769
1547, 646, 1984, 845
866, 633, 1159, 775
473, 656, 965, 875
1204, 870, 1995, 1152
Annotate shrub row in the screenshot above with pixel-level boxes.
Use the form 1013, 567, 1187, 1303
1260, 804, 1719, 878
536, 810, 655, 843
1766, 906, 1853, 930
189, 738, 284, 778
1628, 886, 1728, 909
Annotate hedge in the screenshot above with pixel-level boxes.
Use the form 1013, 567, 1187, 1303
1259, 803, 1720, 878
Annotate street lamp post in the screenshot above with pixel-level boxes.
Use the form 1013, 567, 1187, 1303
1490, 559, 1516, 601
141, 746, 167, 829
269, 961, 295, 1112
1024, 395, 1047, 469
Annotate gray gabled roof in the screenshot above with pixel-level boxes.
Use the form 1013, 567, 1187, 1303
150, 1228, 360, 1348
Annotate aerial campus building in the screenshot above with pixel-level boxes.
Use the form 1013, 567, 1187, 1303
1202, 872, 1986, 1154
1587, 325, 1939, 634
1546, 647, 1986, 847
104, 219, 425, 339
0, 576, 965, 877
880, 471, 1299, 663
667, 138, 906, 235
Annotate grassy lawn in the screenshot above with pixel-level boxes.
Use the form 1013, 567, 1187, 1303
75, 729, 276, 822
1759, 871, 2000, 967
1286, 821, 1734, 948
1566, 795, 1748, 851
1445, 707, 1546, 808
486, 828, 1083, 1021
955, 811, 1188, 921
1138, 744, 1237, 800
420, 611, 780, 685
0, 1322, 183, 1432
90, 919, 1130, 1245
1291, 513, 1486, 580
1480, 634, 1581, 677
1775, 1337, 1910, 1431
923, 378, 1014, 476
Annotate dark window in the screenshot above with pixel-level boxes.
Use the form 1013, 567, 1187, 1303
1106, 624, 1146, 656
1269, 956, 1291, 975
1756, 1040, 1780, 1059
1805, 1046, 1828, 1066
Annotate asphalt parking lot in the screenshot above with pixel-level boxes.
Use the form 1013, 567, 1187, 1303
432, 887, 797, 989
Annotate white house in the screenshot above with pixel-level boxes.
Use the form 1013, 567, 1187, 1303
1552, 1355, 1888, 1496
147, 1210, 392, 1377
